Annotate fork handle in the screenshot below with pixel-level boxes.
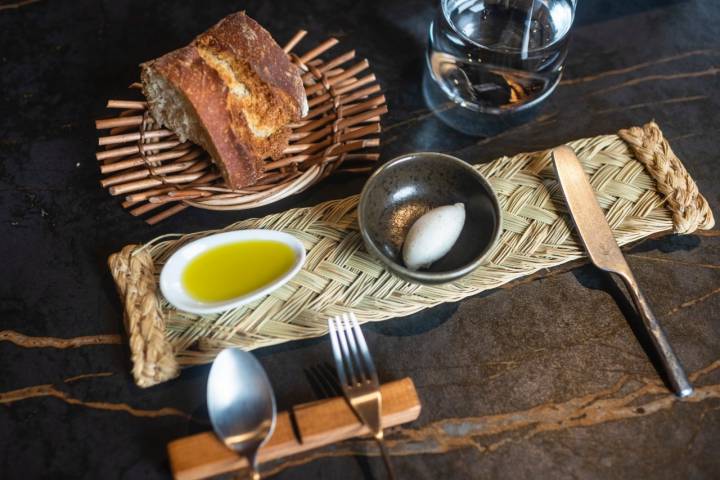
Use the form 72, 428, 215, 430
375, 434, 397, 480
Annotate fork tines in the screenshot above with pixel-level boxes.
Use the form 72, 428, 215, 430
328, 312, 379, 389
328, 312, 396, 479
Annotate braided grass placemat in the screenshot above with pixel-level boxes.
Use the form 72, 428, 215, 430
109, 122, 714, 387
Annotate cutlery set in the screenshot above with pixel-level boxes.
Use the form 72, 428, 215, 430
174, 313, 405, 480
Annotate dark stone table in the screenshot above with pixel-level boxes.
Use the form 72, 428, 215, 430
1, 0, 718, 478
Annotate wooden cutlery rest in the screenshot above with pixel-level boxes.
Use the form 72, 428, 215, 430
168, 377, 421, 480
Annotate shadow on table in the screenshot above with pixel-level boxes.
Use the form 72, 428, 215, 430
628, 233, 701, 254
363, 301, 460, 337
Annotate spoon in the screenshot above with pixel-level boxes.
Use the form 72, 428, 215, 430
207, 348, 277, 480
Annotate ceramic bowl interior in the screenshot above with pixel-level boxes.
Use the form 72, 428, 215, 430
358, 152, 502, 284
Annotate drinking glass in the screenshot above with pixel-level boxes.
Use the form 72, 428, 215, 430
424, 0, 576, 136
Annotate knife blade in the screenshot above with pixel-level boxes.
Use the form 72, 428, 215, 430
552, 146, 693, 397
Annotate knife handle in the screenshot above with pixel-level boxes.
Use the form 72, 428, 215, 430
618, 271, 693, 397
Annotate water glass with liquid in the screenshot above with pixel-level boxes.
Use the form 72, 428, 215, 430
424, 0, 576, 136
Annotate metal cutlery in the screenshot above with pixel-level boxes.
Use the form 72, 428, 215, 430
552, 145, 693, 397
207, 348, 277, 480
328, 312, 397, 479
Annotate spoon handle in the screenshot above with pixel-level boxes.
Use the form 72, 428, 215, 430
248, 453, 261, 480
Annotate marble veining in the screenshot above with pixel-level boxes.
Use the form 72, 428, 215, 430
1, 0, 718, 478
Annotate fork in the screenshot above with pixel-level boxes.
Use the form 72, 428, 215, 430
328, 312, 396, 480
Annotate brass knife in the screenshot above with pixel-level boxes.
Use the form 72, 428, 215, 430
552, 146, 692, 397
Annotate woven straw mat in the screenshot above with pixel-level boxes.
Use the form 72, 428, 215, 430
108, 122, 715, 387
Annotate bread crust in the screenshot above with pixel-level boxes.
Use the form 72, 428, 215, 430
141, 12, 306, 189
142, 47, 260, 188
198, 12, 306, 117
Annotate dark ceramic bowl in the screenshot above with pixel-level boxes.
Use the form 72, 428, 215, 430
358, 152, 503, 284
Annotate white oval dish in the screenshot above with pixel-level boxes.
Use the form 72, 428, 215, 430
159, 230, 306, 315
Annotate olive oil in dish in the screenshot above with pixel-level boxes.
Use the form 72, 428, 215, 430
182, 240, 296, 302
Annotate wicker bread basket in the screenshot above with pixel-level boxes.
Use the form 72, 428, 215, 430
96, 30, 387, 224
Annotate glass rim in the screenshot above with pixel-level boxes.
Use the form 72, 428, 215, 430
441, 0, 577, 54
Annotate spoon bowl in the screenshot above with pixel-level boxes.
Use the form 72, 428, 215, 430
207, 348, 276, 479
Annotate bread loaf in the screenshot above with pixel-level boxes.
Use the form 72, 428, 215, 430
141, 12, 307, 189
